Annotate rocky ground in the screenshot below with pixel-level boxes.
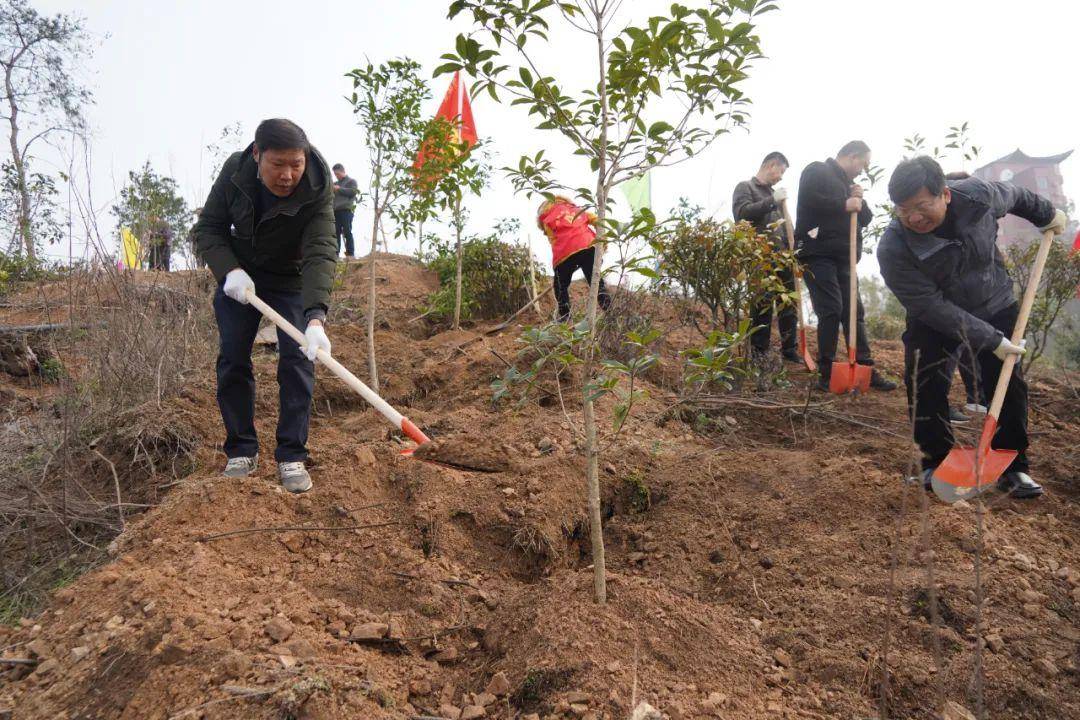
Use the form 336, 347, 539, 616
1, 254, 1078, 719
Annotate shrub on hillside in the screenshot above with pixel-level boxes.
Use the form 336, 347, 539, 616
1005, 238, 1080, 371
653, 213, 795, 341
421, 228, 540, 323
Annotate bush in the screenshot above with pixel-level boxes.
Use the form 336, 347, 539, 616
1005, 239, 1080, 370
865, 313, 905, 341
653, 215, 795, 341
421, 229, 539, 323
0, 251, 58, 294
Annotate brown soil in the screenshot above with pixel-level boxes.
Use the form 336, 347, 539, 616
2, 253, 1078, 719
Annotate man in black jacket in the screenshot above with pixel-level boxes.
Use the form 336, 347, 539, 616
332, 163, 359, 258
195, 118, 338, 493
879, 156, 1067, 498
796, 140, 895, 391
733, 151, 799, 363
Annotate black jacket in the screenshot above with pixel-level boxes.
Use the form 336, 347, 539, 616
877, 176, 1055, 351
732, 177, 784, 248
195, 143, 337, 318
795, 158, 872, 260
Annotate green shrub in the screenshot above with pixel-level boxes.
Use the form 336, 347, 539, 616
865, 313, 905, 341
0, 251, 57, 294
421, 229, 539, 323
653, 214, 796, 341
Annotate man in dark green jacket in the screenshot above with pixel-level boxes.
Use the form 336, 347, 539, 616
195, 118, 337, 493
733, 151, 798, 363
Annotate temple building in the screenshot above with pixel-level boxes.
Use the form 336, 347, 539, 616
973, 148, 1073, 247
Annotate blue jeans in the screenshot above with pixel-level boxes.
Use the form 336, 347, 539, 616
213, 285, 314, 462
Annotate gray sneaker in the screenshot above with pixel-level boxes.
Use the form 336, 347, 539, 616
223, 455, 258, 477
278, 461, 312, 493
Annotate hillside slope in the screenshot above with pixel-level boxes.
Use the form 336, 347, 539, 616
2, 255, 1078, 720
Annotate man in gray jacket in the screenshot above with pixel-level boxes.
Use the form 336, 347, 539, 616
879, 156, 1067, 498
733, 151, 799, 363
332, 163, 359, 258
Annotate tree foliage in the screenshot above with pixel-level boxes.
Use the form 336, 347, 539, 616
1005, 238, 1080, 371
111, 161, 190, 265
0, 0, 93, 258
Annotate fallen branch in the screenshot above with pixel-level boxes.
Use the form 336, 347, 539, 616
0, 658, 37, 666
389, 570, 479, 591
485, 284, 554, 335
197, 521, 399, 543
0, 322, 105, 334
91, 449, 125, 532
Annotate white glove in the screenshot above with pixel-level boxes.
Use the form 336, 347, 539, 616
772, 188, 788, 203
993, 337, 1026, 361
304, 322, 331, 361
1040, 208, 1068, 236
223, 268, 254, 304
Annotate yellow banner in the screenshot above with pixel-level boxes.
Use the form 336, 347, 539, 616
120, 227, 140, 269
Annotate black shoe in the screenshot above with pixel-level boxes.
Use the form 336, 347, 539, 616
869, 369, 898, 391
781, 349, 802, 364
815, 375, 830, 392
948, 406, 971, 424
996, 471, 1043, 499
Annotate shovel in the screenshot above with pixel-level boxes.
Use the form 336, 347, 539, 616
829, 212, 872, 394
245, 289, 431, 454
779, 199, 817, 373
931, 229, 1055, 503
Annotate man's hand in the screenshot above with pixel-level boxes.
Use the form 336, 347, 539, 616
845, 197, 864, 213
333, 183, 340, 191
223, 268, 255, 304
849, 185, 864, 198
304, 320, 331, 361
772, 187, 788, 203
993, 337, 1026, 361
1040, 209, 1068, 236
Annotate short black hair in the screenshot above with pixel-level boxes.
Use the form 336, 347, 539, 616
888, 156, 947, 204
837, 140, 870, 158
761, 151, 789, 168
254, 118, 310, 153
332, 163, 344, 171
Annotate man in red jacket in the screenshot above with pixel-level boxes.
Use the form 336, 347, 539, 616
538, 196, 611, 321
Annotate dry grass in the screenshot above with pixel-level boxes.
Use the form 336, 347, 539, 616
0, 264, 216, 622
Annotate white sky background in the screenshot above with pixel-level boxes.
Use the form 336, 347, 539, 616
33, 0, 1080, 278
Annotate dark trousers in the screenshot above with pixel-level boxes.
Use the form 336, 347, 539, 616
750, 266, 797, 355
148, 242, 170, 271
334, 209, 355, 257
554, 247, 610, 321
903, 304, 1028, 473
213, 285, 315, 463
945, 344, 982, 406
803, 256, 873, 377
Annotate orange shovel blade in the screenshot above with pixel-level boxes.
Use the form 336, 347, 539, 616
931, 447, 1016, 503
829, 361, 871, 394
798, 330, 817, 372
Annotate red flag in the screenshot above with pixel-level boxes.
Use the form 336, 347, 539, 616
414, 71, 478, 177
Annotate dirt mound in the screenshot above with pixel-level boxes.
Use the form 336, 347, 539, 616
2, 254, 1079, 719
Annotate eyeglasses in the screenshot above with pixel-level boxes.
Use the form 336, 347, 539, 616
895, 198, 942, 220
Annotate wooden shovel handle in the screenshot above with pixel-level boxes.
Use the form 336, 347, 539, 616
848, 212, 859, 362
986, 229, 1055, 421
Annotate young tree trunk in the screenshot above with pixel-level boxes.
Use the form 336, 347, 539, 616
581, 13, 610, 605
453, 195, 464, 330
367, 205, 380, 393
4, 68, 34, 260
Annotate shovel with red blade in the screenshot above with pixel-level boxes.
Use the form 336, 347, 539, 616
829, 212, 872, 394
779, 199, 817, 373
931, 229, 1055, 503
245, 289, 431, 454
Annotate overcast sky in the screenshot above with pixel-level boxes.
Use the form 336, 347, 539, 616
34, 0, 1079, 274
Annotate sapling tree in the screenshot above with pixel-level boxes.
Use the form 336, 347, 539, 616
111, 162, 190, 268
346, 58, 431, 392
402, 115, 490, 329
0, 0, 92, 260
439, 0, 769, 602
